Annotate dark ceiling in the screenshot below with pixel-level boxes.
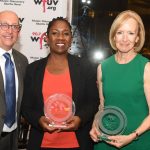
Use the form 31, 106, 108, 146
93, 0, 150, 14
72, 0, 150, 58
128, 0, 150, 15
93, 0, 128, 11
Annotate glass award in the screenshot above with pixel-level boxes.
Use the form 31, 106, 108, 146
95, 106, 127, 142
44, 93, 75, 128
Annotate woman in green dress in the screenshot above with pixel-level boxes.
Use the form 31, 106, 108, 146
90, 10, 150, 150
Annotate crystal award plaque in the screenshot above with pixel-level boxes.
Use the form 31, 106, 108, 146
95, 106, 127, 141
44, 93, 75, 128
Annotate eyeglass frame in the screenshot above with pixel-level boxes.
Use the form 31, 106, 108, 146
0, 23, 22, 32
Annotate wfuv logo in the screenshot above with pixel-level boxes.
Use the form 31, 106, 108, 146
34, 0, 59, 13
31, 32, 47, 49
19, 18, 24, 29
19, 18, 24, 24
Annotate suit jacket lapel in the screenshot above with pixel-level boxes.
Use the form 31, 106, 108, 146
0, 69, 5, 114
35, 56, 48, 109
68, 54, 80, 103
12, 50, 23, 113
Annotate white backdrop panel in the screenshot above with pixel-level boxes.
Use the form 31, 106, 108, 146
0, 0, 72, 63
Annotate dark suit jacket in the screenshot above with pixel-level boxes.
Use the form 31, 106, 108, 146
21, 54, 99, 150
0, 49, 28, 133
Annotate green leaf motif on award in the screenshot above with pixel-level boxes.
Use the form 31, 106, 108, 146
102, 113, 120, 131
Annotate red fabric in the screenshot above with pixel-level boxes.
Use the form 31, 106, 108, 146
41, 68, 79, 148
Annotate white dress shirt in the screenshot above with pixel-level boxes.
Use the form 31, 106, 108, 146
0, 48, 18, 132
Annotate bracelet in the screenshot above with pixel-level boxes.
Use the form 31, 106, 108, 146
132, 130, 139, 140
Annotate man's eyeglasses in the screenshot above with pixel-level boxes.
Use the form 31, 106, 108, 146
0, 23, 22, 32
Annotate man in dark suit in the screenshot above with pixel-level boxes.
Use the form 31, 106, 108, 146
0, 10, 28, 150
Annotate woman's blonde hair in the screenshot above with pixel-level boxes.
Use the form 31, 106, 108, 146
109, 10, 145, 52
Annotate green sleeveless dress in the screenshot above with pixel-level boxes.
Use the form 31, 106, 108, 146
94, 54, 150, 150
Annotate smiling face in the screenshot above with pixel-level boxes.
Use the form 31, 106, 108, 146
46, 20, 72, 55
114, 18, 139, 53
0, 11, 20, 51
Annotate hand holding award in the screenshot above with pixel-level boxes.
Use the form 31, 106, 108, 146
95, 106, 127, 142
44, 93, 75, 128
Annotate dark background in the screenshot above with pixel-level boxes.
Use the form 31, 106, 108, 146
71, 0, 150, 63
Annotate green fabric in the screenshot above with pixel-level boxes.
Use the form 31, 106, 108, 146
94, 54, 150, 150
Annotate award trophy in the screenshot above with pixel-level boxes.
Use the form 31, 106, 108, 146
95, 106, 127, 142
44, 93, 75, 128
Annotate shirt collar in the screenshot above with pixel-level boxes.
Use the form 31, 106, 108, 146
0, 48, 13, 57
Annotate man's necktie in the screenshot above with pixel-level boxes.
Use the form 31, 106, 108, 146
3, 53, 16, 128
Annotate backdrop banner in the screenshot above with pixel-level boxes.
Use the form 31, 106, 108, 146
0, 0, 72, 63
